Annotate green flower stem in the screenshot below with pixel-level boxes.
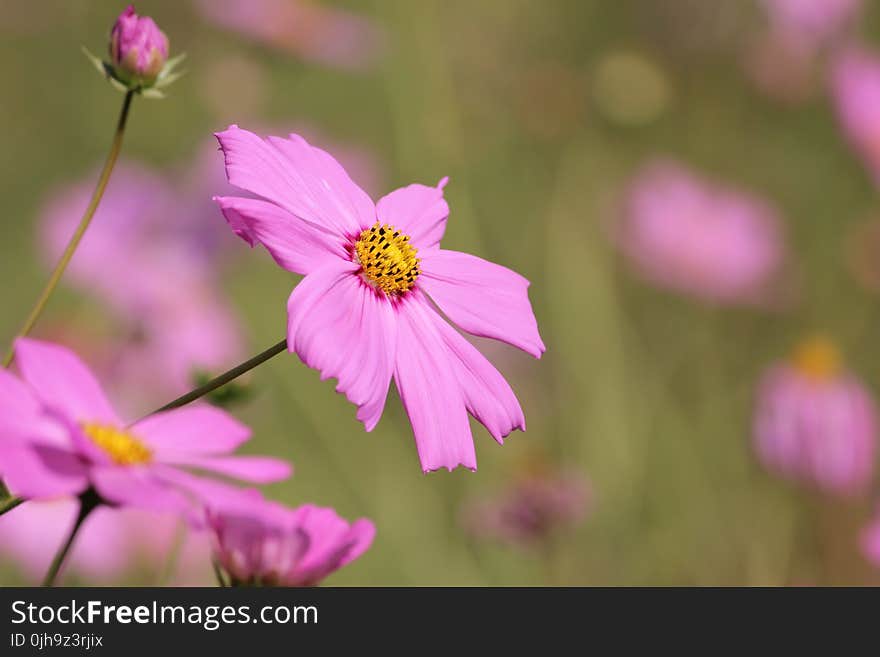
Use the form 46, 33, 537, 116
2, 90, 135, 368
0, 495, 24, 516
42, 489, 101, 587
146, 338, 288, 416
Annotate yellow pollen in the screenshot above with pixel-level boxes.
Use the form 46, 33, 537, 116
81, 422, 153, 466
354, 222, 420, 295
792, 336, 841, 381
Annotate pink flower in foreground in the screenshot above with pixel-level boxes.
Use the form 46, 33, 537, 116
831, 47, 880, 187
617, 160, 786, 305
214, 126, 544, 472
0, 499, 210, 584
194, 0, 383, 71
754, 337, 876, 497
463, 470, 589, 547
207, 493, 375, 586
0, 339, 290, 520
110, 5, 169, 85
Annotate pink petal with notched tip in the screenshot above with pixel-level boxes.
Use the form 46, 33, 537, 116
215, 126, 375, 241
286, 261, 397, 431
214, 195, 345, 274
14, 338, 121, 425
393, 292, 475, 473
375, 178, 449, 251
419, 250, 545, 359
432, 316, 525, 444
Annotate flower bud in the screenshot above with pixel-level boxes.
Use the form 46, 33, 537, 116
109, 5, 169, 86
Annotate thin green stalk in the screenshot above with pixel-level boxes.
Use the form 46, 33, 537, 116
2, 90, 135, 368
42, 490, 100, 587
0, 496, 24, 516
146, 338, 288, 416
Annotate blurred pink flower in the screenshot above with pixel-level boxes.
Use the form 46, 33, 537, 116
0, 499, 210, 584
861, 511, 880, 568
214, 126, 544, 472
831, 46, 880, 186
754, 337, 876, 497
110, 4, 169, 85
207, 492, 375, 586
760, 0, 862, 47
0, 339, 290, 519
463, 470, 590, 547
39, 161, 246, 407
194, 0, 384, 71
617, 160, 786, 305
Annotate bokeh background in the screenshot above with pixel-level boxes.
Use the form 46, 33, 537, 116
3, 0, 880, 586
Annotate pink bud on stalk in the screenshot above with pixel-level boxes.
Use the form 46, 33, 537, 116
109, 5, 169, 86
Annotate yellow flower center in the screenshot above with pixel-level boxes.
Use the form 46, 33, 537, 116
81, 422, 153, 466
354, 222, 420, 295
792, 336, 841, 381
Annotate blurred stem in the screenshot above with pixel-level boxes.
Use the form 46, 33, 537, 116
212, 560, 228, 588
2, 90, 135, 368
0, 495, 24, 517
42, 490, 100, 587
147, 339, 288, 415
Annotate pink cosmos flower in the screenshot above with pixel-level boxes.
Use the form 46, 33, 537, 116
110, 5, 169, 85
194, 0, 383, 71
0, 499, 210, 585
207, 493, 375, 586
753, 337, 877, 497
0, 338, 291, 520
617, 160, 786, 306
463, 470, 590, 547
214, 126, 544, 473
831, 46, 880, 187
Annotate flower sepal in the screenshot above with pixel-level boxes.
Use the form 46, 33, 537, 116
82, 46, 185, 97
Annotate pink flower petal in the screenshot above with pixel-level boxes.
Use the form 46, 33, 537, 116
14, 338, 120, 424
215, 125, 375, 240
90, 466, 196, 518
375, 178, 449, 250
160, 454, 292, 484
393, 293, 476, 473
133, 404, 252, 456
0, 368, 41, 435
419, 250, 546, 358
288, 505, 375, 584
214, 195, 345, 274
432, 317, 525, 444
0, 443, 89, 499
287, 261, 397, 431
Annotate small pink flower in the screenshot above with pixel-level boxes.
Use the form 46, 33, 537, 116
0, 339, 291, 520
831, 46, 880, 187
110, 5, 169, 85
463, 470, 589, 547
753, 337, 876, 497
617, 160, 786, 306
207, 493, 375, 586
214, 126, 544, 473
0, 499, 210, 584
194, 0, 383, 71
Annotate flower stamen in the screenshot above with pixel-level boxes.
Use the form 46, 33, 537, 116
354, 222, 420, 295
81, 422, 153, 465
